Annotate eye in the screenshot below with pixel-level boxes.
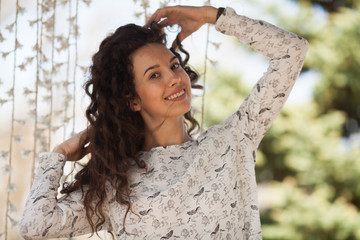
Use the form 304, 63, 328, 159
150, 72, 160, 79
171, 62, 180, 70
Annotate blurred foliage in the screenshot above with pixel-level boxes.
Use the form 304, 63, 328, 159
292, 0, 357, 13
307, 5, 360, 136
261, 180, 360, 240
258, 104, 360, 206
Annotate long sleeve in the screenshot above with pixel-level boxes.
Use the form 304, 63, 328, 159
215, 7, 308, 148
19, 152, 111, 239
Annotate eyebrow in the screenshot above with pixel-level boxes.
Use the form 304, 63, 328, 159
143, 56, 178, 76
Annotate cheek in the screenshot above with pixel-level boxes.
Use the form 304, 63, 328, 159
136, 84, 162, 103
182, 73, 192, 90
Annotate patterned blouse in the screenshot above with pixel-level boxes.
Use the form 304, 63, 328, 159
20, 7, 308, 240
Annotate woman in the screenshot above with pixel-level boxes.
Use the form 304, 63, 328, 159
20, 5, 308, 240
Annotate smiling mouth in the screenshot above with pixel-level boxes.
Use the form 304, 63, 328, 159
165, 89, 185, 100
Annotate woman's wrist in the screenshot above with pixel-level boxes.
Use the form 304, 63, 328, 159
203, 6, 218, 24
52, 145, 67, 156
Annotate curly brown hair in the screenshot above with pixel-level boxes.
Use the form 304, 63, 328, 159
60, 23, 201, 237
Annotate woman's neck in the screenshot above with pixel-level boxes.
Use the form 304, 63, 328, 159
143, 117, 191, 151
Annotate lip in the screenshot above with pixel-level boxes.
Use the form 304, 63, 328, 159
164, 88, 186, 101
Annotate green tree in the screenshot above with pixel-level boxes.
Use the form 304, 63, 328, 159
306, 5, 360, 136
293, 0, 357, 13
258, 104, 360, 239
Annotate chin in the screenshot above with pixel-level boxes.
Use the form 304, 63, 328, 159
171, 104, 192, 118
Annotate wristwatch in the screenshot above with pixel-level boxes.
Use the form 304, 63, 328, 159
216, 7, 225, 21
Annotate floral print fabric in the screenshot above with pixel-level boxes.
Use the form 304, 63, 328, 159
20, 7, 308, 240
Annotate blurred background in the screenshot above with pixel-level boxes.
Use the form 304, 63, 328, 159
0, 0, 359, 239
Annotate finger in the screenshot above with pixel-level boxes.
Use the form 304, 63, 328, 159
145, 7, 166, 27
79, 145, 91, 160
76, 127, 90, 146
79, 130, 90, 145
66, 143, 90, 162
84, 144, 91, 155
158, 18, 172, 28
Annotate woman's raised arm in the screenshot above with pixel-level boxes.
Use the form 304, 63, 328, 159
215, 7, 308, 148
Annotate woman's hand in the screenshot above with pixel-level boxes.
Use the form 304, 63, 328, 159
145, 5, 218, 49
52, 128, 90, 161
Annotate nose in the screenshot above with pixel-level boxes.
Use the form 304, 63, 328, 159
167, 70, 181, 87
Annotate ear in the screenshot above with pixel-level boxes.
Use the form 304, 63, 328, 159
130, 98, 141, 112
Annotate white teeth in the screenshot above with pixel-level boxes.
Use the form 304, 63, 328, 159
166, 90, 185, 100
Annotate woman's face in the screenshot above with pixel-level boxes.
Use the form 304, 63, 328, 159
131, 43, 192, 124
